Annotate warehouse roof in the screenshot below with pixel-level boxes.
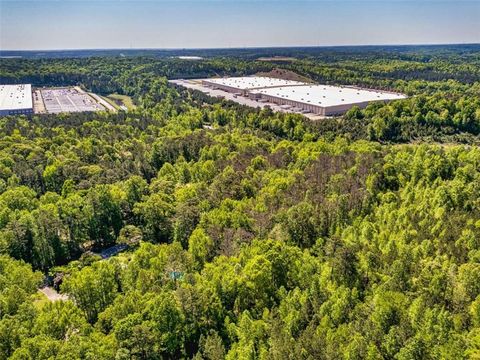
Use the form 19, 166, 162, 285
0, 84, 33, 111
251, 84, 406, 108
204, 76, 307, 90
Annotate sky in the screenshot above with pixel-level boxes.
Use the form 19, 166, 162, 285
0, 0, 479, 50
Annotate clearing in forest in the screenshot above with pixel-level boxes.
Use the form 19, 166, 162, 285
106, 93, 136, 111
256, 68, 314, 83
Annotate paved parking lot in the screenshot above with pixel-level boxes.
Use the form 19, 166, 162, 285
40, 87, 106, 114
169, 79, 327, 120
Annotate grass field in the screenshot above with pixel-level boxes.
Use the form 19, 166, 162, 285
106, 93, 136, 110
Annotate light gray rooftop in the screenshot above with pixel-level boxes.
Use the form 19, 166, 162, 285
0, 84, 33, 111
251, 84, 407, 107
204, 76, 307, 90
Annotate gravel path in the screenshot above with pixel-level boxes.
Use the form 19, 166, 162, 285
39, 286, 69, 302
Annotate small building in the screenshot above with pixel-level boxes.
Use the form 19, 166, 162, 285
0, 84, 33, 116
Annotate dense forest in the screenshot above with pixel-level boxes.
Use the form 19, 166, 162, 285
0, 45, 480, 359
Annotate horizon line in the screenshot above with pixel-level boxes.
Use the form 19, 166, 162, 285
1, 42, 479, 53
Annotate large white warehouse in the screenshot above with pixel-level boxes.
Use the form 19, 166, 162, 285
251, 84, 407, 116
0, 84, 33, 116
201, 76, 406, 116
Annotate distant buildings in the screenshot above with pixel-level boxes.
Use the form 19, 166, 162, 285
177, 56, 203, 60
0, 84, 33, 116
1, 77, 407, 118
202, 76, 406, 116
0, 84, 112, 116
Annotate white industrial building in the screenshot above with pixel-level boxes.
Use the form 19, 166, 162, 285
0, 84, 33, 116
250, 84, 407, 116
200, 76, 406, 116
